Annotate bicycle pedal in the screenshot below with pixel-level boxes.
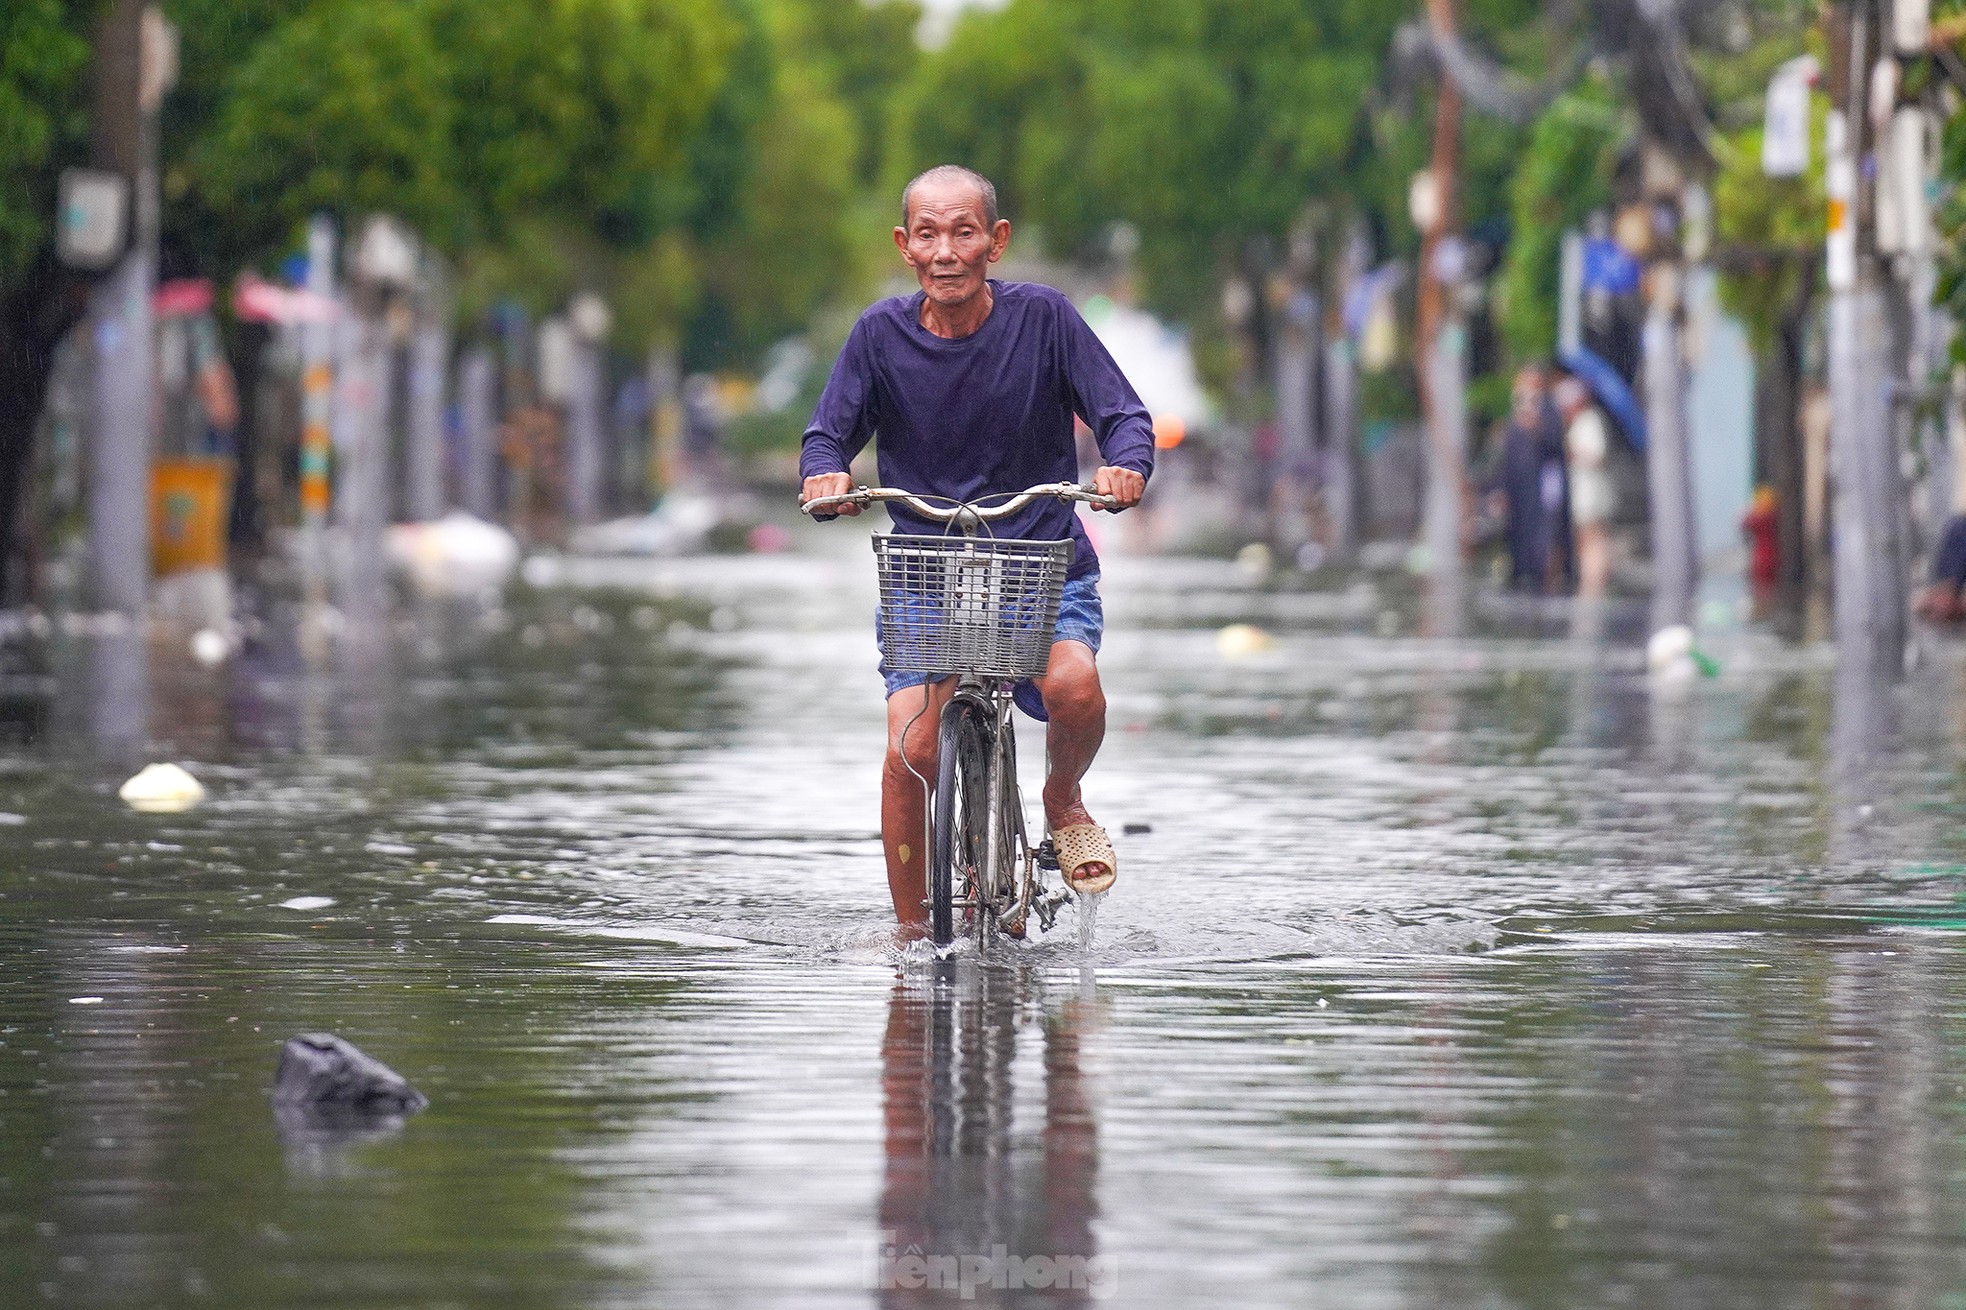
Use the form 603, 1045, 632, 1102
1035, 839, 1059, 871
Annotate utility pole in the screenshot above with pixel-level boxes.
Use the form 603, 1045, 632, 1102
405, 283, 448, 524
458, 344, 497, 519
564, 294, 611, 527
1826, 0, 1908, 668
1269, 226, 1319, 558
1417, 0, 1467, 579
85, 2, 171, 619
1321, 224, 1368, 562
1631, 3, 1706, 637
1642, 224, 1698, 634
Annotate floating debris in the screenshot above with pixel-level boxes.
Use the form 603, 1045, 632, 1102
1215, 623, 1276, 659
273, 1033, 428, 1118
118, 763, 205, 813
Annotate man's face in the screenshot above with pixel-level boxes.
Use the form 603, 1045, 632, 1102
1511, 373, 1543, 424
895, 178, 1009, 311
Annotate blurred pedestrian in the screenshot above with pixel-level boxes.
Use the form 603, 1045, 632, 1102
1556, 375, 1612, 599
1485, 366, 1566, 591
1915, 513, 1966, 623
1741, 485, 1779, 597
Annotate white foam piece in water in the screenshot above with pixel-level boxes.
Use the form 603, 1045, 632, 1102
67, 996, 104, 1005
118, 762, 205, 813
278, 895, 336, 911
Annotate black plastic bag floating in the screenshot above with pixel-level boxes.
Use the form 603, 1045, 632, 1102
272, 1033, 429, 1126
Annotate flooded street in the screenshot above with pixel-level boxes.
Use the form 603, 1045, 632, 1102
7, 525, 1966, 1307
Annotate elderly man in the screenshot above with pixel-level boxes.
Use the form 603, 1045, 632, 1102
799, 165, 1153, 937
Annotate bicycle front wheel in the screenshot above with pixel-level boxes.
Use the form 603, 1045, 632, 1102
930, 697, 994, 948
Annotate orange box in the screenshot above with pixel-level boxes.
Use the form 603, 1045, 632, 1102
150, 457, 233, 576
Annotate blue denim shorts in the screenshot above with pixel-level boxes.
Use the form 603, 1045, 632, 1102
881, 571, 1103, 720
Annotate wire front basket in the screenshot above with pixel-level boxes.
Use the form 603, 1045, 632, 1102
873, 534, 1073, 680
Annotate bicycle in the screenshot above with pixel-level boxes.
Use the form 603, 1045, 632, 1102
801, 481, 1117, 948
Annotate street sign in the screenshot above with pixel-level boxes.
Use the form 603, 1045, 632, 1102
56, 169, 129, 271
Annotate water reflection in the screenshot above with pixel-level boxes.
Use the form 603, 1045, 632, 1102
272, 1102, 413, 1180
1830, 645, 1900, 872
878, 965, 1111, 1307
87, 628, 147, 762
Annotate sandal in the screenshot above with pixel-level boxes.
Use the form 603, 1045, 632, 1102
1053, 822, 1117, 895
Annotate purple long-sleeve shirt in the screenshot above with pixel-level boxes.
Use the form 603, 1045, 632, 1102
799, 280, 1155, 579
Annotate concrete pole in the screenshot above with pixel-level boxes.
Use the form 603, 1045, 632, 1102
405, 318, 447, 522
458, 344, 497, 519
1322, 226, 1368, 562
1827, 0, 1907, 667
1644, 265, 1698, 632
1322, 333, 1358, 561
1558, 230, 1585, 358
333, 306, 390, 623
1422, 316, 1469, 575
1269, 272, 1317, 555
565, 339, 602, 526
1829, 285, 1905, 653
85, 0, 159, 619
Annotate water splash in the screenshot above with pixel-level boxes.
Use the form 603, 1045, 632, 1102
1077, 890, 1104, 953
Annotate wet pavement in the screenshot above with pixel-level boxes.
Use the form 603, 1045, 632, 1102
5, 522, 1966, 1307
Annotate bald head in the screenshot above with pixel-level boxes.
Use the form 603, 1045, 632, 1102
901, 165, 999, 230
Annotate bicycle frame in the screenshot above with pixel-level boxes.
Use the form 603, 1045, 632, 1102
941, 675, 1073, 945
804, 481, 1113, 946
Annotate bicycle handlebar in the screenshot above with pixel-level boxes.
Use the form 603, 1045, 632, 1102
800, 481, 1119, 522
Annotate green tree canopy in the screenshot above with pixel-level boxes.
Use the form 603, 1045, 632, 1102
0, 0, 91, 287
893, 0, 1411, 320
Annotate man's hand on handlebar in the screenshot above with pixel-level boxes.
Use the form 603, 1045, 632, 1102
800, 472, 860, 517
1091, 465, 1145, 511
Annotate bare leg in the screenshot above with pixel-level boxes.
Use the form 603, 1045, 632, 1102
1576, 521, 1610, 599
881, 678, 956, 934
1036, 640, 1111, 883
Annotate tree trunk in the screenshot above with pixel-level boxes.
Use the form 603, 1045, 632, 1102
0, 262, 88, 605
1418, 0, 1465, 575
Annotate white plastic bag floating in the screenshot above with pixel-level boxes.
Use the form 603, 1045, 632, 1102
119, 763, 205, 813
384, 510, 520, 595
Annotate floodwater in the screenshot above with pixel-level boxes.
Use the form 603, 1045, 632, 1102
5, 521, 1966, 1308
